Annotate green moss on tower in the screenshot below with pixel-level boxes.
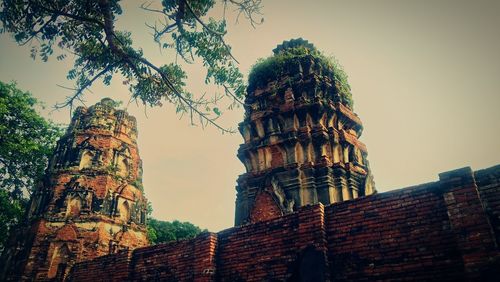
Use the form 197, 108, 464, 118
248, 38, 354, 108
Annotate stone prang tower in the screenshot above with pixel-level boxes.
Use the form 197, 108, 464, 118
235, 39, 376, 225
1, 98, 149, 281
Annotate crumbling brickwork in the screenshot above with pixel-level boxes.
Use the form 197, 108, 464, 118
0, 98, 149, 281
68, 233, 217, 282
67, 166, 500, 281
235, 39, 376, 225
326, 180, 463, 280
217, 204, 329, 281
475, 165, 500, 249
2, 40, 499, 282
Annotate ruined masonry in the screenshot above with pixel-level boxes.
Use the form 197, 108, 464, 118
0, 98, 149, 281
2, 39, 500, 281
235, 39, 375, 225
68, 165, 500, 281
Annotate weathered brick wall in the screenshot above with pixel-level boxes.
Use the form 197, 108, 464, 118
249, 190, 284, 222
325, 183, 464, 281
68, 233, 217, 282
129, 232, 217, 281
475, 165, 500, 248
217, 204, 328, 281
440, 167, 499, 280
67, 250, 132, 282
67, 166, 500, 281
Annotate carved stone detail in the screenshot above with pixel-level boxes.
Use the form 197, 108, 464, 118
235, 42, 376, 225
1, 98, 149, 281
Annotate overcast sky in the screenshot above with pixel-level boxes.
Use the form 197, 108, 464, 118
1, 0, 499, 231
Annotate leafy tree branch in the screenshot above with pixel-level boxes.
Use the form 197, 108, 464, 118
0, 0, 263, 132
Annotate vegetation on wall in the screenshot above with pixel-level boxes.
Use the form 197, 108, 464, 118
248, 39, 353, 108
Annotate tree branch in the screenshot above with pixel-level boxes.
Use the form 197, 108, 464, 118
98, 0, 234, 133
223, 84, 247, 106
19, 15, 57, 46
182, 0, 240, 64
55, 63, 115, 110
38, 4, 105, 28
227, 0, 263, 28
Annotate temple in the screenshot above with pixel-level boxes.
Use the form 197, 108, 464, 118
235, 39, 375, 225
0, 98, 149, 281
1, 40, 499, 281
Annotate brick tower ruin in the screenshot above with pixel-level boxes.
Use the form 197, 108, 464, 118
0, 98, 149, 281
235, 39, 376, 225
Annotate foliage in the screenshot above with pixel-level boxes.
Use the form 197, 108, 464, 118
0, 190, 24, 252
130, 179, 144, 191
100, 97, 123, 108
0, 81, 62, 251
0, 81, 63, 200
248, 41, 353, 108
147, 218, 206, 244
105, 163, 121, 180
0, 0, 263, 132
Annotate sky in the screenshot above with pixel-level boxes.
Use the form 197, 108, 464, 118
1, 0, 499, 231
